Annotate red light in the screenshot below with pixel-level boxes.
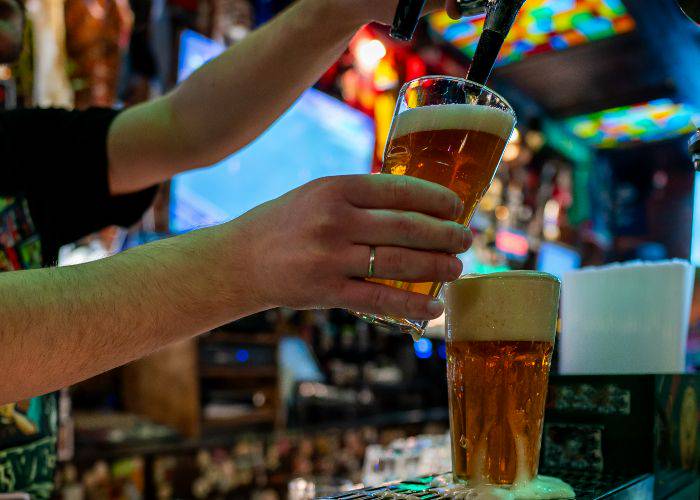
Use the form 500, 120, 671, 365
495, 231, 529, 257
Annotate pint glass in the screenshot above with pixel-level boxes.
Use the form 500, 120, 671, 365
352, 77, 516, 335
444, 272, 560, 486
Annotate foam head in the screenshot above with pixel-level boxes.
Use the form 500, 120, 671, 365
445, 271, 560, 342
393, 103, 515, 141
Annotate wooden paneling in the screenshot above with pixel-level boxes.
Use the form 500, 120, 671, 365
122, 338, 201, 438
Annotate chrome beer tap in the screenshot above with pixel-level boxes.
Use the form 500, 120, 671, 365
390, 0, 526, 85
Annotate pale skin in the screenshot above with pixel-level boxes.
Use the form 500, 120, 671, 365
0, 0, 467, 405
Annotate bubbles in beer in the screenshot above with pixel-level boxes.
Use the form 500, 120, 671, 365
371, 106, 515, 306
444, 273, 561, 489
390, 164, 407, 175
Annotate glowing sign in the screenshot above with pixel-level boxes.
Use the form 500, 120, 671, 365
428, 0, 635, 65
496, 230, 529, 259
565, 99, 700, 148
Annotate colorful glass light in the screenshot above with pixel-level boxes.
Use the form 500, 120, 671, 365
564, 99, 700, 148
428, 0, 635, 64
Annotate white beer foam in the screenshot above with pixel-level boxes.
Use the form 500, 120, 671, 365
394, 103, 515, 140
445, 271, 560, 342
372, 474, 575, 499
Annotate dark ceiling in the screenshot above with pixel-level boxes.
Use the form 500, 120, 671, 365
494, 32, 672, 119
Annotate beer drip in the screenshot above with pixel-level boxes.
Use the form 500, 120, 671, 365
390, 0, 526, 85
373, 474, 575, 499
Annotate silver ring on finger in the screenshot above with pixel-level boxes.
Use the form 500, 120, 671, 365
368, 246, 377, 278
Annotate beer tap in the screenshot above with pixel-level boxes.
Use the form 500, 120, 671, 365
390, 0, 526, 84
466, 0, 526, 84
390, 0, 487, 41
690, 131, 700, 171
673, 0, 700, 169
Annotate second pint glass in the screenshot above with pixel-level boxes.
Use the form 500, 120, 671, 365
352, 77, 516, 334
444, 272, 560, 486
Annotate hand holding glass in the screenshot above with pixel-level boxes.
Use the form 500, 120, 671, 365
352, 76, 516, 334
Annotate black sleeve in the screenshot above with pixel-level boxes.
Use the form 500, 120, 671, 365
0, 107, 158, 260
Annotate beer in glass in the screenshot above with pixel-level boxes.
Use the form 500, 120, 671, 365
352, 77, 516, 335
445, 272, 560, 486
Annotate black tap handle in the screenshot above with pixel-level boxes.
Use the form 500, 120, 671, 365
677, 0, 700, 24
390, 0, 489, 41
690, 129, 700, 170
466, 28, 505, 84
390, 0, 428, 41
484, 0, 525, 34
456, 0, 489, 17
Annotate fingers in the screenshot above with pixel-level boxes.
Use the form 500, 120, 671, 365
341, 280, 446, 321
347, 245, 463, 282
445, 0, 461, 19
423, 0, 461, 18
423, 0, 449, 15
352, 209, 472, 253
341, 174, 463, 221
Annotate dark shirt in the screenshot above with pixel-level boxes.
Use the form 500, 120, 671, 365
0, 107, 157, 497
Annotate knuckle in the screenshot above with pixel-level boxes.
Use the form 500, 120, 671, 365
384, 249, 404, 274
438, 190, 454, 215
327, 279, 346, 303
404, 293, 424, 317
311, 176, 342, 198
391, 176, 411, 206
449, 223, 464, 250
397, 215, 421, 242
370, 286, 386, 312
309, 175, 333, 190
311, 214, 336, 241
306, 248, 328, 272
434, 255, 450, 279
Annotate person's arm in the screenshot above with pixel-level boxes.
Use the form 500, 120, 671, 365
107, 0, 446, 194
1, 224, 253, 405
1, 174, 469, 404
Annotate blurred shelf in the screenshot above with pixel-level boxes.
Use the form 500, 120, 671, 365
203, 331, 279, 345
200, 366, 277, 379
287, 407, 449, 433
202, 408, 277, 428
72, 407, 447, 463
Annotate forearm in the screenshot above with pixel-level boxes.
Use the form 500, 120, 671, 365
109, 0, 363, 193
169, 0, 361, 165
0, 222, 263, 404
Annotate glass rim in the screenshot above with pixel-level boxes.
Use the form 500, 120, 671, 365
399, 75, 516, 118
450, 270, 561, 285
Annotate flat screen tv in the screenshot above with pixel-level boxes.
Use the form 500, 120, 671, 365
170, 30, 375, 232
536, 242, 582, 279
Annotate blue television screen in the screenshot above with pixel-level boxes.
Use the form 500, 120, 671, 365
171, 32, 375, 232
178, 29, 225, 82
692, 172, 700, 266
537, 242, 581, 279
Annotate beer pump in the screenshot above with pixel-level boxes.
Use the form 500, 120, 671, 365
691, 131, 700, 171
390, 0, 526, 85
675, 0, 700, 169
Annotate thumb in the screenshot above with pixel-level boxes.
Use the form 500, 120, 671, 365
423, 0, 459, 18
444, 0, 462, 19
